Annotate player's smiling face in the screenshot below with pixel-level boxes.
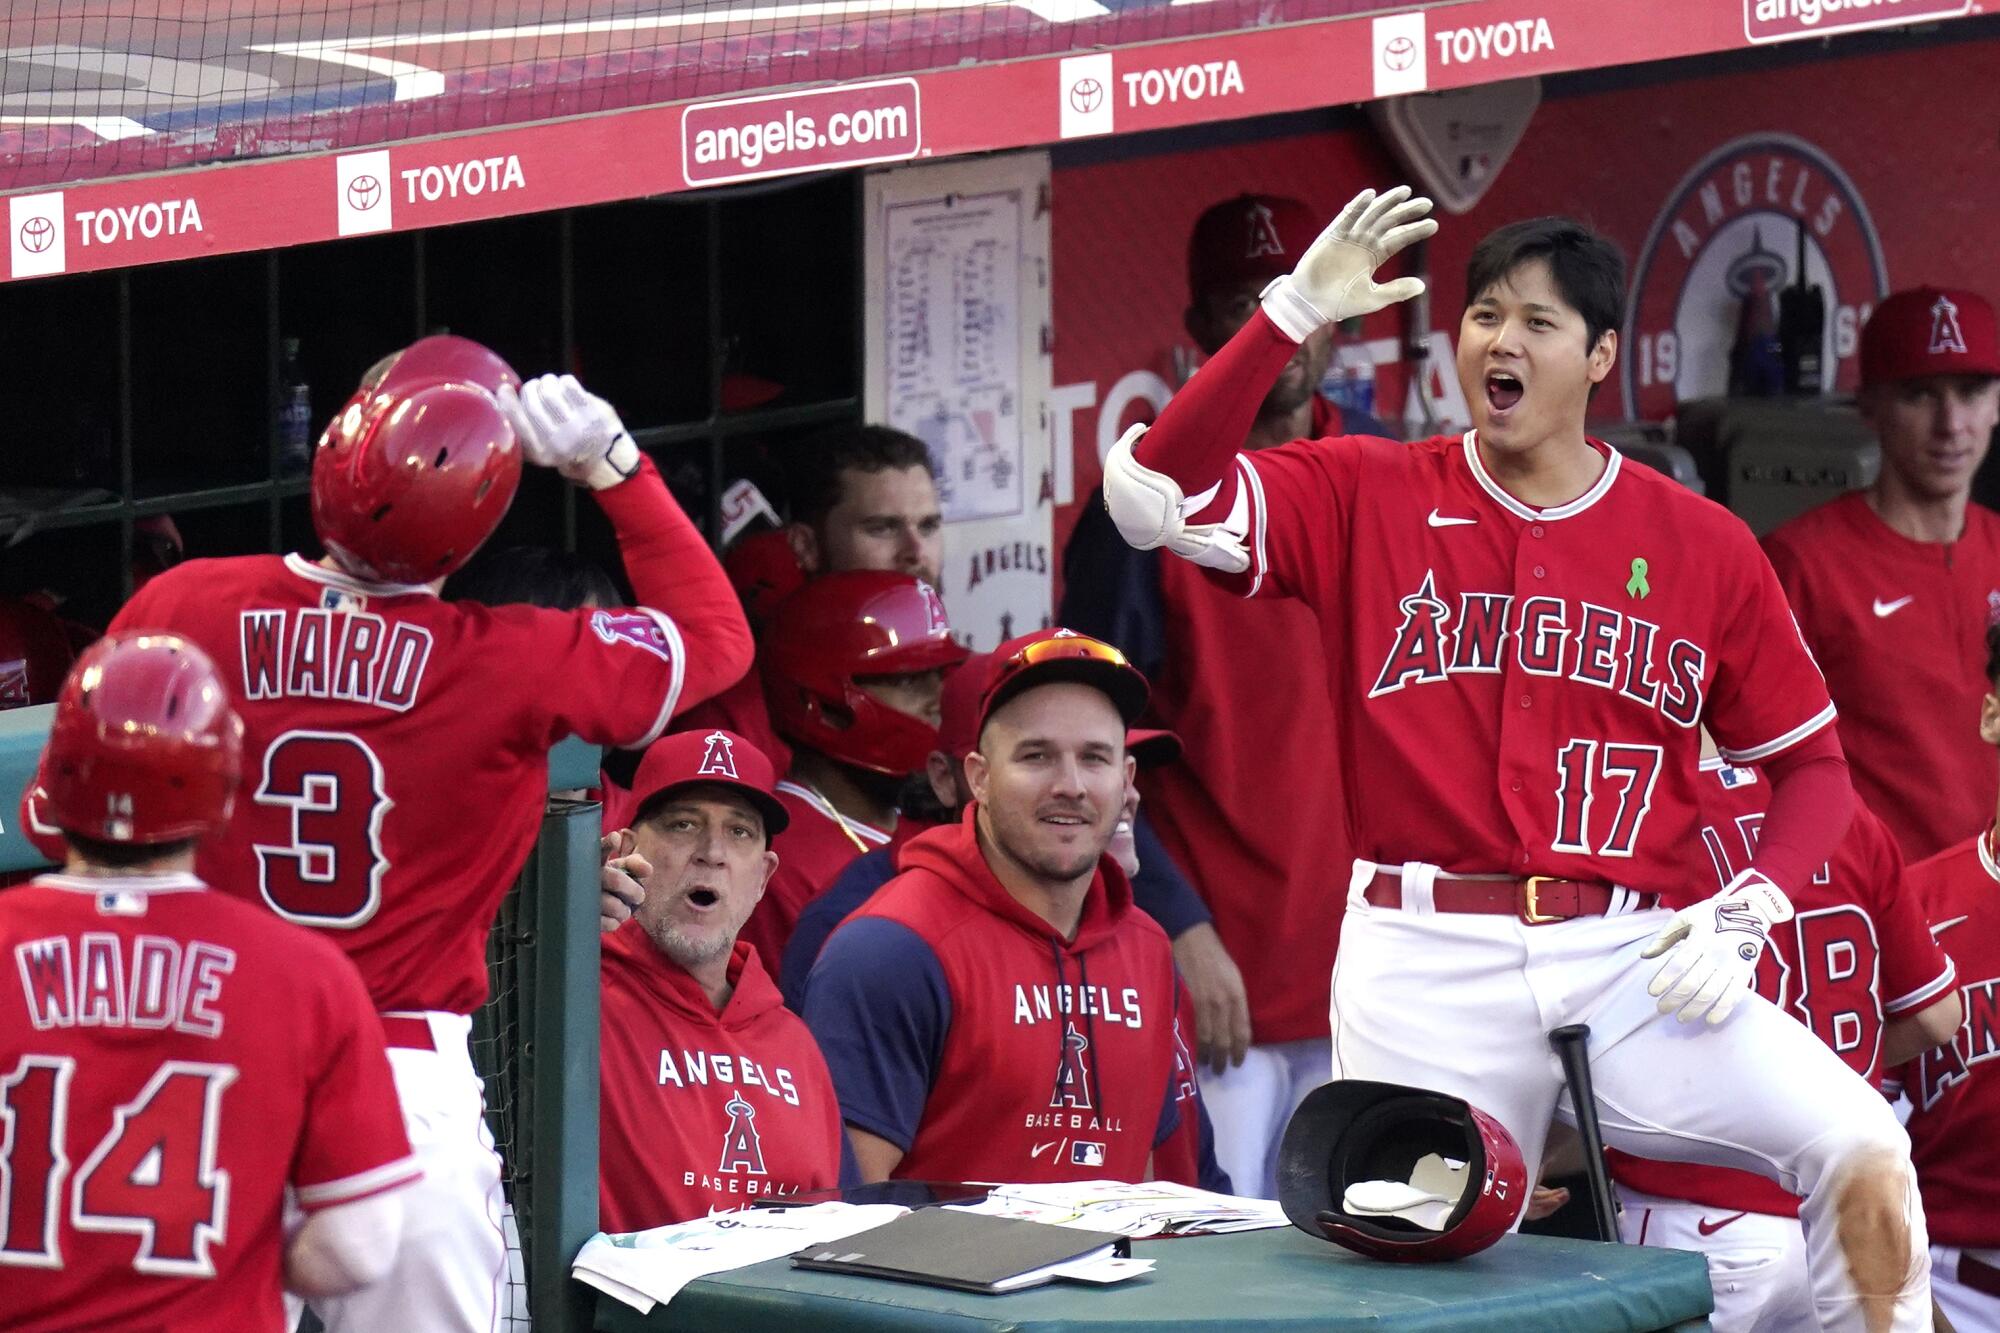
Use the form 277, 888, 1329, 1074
630, 788, 778, 969
1456, 257, 1615, 455
967, 683, 1133, 891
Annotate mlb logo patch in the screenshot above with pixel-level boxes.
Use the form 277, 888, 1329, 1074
591, 610, 675, 663
1717, 766, 1759, 790
1070, 1141, 1105, 1167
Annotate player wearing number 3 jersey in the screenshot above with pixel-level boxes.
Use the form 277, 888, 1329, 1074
68, 337, 754, 1333
1105, 191, 1933, 1329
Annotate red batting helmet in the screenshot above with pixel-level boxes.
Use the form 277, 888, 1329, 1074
761, 572, 970, 776
312, 334, 524, 585
1277, 1079, 1527, 1263
42, 633, 244, 845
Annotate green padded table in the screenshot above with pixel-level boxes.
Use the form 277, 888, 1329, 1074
591, 1225, 1713, 1332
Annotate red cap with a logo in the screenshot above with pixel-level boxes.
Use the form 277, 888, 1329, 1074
629, 728, 790, 835
938, 648, 1177, 768
1188, 194, 1320, 296
1860, 287, 2000, 388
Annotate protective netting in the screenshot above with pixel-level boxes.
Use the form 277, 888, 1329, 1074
472, 870, 535, 1330
1, 0, 1427, 191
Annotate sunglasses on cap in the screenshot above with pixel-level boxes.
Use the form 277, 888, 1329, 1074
979, 630, 1150, 730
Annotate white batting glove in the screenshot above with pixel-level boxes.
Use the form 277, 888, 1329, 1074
1640, 870, 1793, 1026
500, 374, 643, 490
1101, 425, 1250, 573
1260, 186, 1438, 343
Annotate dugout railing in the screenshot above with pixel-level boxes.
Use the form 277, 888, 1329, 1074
0, 706, 605, 1333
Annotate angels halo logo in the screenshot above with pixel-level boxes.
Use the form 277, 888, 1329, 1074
1622, 133, 1888, 420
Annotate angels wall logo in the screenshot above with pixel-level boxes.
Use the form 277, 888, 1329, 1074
1622, 134, 1888, 421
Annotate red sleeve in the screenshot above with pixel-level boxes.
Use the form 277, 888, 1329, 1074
1859, 808, 1959, 1013
1235, 439, 1361, 601
1133, 311, 1302, 521
1705, 528, 1837, 765
291, 945, 421, 1210
1747, 727, 1853, 894
592, 455, 753, 711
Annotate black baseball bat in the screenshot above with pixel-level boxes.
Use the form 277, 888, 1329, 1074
1548, 1023, 1619, 1243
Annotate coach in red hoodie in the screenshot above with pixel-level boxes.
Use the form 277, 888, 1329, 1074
598, 729, 851, 1230
804, 630, 1183, 1184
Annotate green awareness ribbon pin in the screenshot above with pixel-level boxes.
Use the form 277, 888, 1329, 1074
1626, 557, 1650, 599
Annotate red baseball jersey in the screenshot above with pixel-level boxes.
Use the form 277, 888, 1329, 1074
0, 873, 417, 1333
1901, 832, 2000, 1247
598, 929, 843, 1230
740, 782, 890, 970
1229, 429, 1834, 891
107, 553, 688, 1013
1764, 492, 2000, 861
1142, 554, 1348, 1044
1608, 760, 1955, 1216
804, 811, 1180, 1184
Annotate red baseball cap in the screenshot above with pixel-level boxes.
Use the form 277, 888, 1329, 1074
939, 649, 1177, 766
1860, 287, 2000, 389
628, 728, 789, 836
1188, 194, 1320, 296
975, 629, 1150, 739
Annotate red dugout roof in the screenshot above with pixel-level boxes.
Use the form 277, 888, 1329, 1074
0, 0, 1978, 282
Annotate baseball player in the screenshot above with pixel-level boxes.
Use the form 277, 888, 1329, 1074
1609, 742, 1959, 1331
749, 570, 967, 967
1764, 287, 2000, 861
31, 335, 753, 1332
804, 630, 1181, 1185
1103, 186, 1931, 1328
1895, 623, 2000, 1331
0, 634, 418, 1332
597, 729, 849, 1229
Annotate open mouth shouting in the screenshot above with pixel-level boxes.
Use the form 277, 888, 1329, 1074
1485, 370, 1524, 418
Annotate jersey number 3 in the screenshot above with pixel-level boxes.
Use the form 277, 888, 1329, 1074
251, 730, 392, 928
0, 1056, 236, 1275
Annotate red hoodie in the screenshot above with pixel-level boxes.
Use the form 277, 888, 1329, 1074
598, 928, 845, 1230
803, 807, 1181, 1184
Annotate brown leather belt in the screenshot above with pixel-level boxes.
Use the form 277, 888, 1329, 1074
1365, 869, 1658, 926
380, 1014, 436, 1051
1959, 1251, 2000, 1299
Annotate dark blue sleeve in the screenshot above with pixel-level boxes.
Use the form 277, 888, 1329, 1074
1057, 489, 1167, 683
1128, 810, 1209, 939
780, 848, 897, 1014
1194, 1095, 1233, 1195
1339, 405, 1400, 442
837, 1128, 862, 1190
1153, 1067, 1181, 1150
802, 917, 950, 1152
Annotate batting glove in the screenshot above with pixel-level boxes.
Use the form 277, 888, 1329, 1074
1259, 185, 1438, 343
500, 374, 643, 491
1102, 425, 1250, 573
1639, 869, 1793, 1026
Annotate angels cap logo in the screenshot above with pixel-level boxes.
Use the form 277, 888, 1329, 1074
1049, 1022, 1095, 1110
698, 730, 740, 779
1930, 294, 1969, 357
1623, 133, 1887, 420
717, 1093, 767, 1175
918, 580, 950, 635
1244, 202, 1285, 261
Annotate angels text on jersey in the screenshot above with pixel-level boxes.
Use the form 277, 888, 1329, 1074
654, 1046, 801, 1106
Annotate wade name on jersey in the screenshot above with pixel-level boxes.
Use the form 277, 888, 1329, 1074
239, 607, 433, 713
16, 933, 234, 1036
1370, 571, 1706, 726
1012, 981, 1146, 1028
654, 1046, 801, 1106
1913, 975, 2000, 1110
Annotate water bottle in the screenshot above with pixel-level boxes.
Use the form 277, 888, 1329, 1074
278, 337, 314, 475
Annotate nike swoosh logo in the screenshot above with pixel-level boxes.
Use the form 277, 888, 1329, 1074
1697, 1212, 1749, 1236
1030, 1141, 1060, 1159
1428, 509, 1477, 528
1931, 915, 1970, 937
1873, 596, 1915, 618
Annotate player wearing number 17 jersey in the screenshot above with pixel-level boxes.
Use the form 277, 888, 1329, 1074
67, 337, 754, 1333
1, 635, 418, 1333
1104, 190, 1933, 1329
1609, 754, 1959, 1331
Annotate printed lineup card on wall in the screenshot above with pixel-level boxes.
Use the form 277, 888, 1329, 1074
866, 152, 1054, 651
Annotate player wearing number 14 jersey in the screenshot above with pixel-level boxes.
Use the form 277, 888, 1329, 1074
1105, 191, 1934, 1328
58, 337, 753, 1333
2, 635, 418, 1333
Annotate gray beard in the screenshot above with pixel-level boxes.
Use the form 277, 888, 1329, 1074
647, 919, 735, 969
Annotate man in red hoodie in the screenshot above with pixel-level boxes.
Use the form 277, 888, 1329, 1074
804, 630, 1183, 1184
598, 729, 851, 1230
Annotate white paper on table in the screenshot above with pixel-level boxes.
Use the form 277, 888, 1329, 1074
572, 1202, 911, 1313
947, 1180, 1288, 1238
